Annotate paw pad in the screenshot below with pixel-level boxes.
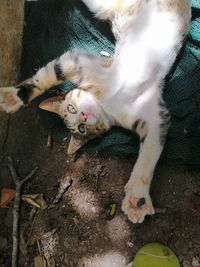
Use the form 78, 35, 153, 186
129, 196, 146, 208
0, 87, 23, 113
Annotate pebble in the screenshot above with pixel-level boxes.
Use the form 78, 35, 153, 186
127, 241, 134, 248
192, 257, 200, 267
91, 206, 97, 213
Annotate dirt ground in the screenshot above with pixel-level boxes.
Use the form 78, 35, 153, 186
0, 1, 200, 267
0, 101, 200, 267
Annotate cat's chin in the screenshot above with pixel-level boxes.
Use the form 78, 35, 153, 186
86, 115, 98, 125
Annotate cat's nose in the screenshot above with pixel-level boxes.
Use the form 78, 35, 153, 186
79, 112, 87, 122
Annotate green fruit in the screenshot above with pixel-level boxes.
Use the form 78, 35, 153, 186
134, 243, 180, 267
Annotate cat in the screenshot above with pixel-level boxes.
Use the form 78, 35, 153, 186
0, 0, 191, 223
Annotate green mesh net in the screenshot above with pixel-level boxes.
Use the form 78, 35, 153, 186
21, 0, 200, 165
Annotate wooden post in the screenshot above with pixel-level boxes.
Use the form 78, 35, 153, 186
0, 0, 24, 154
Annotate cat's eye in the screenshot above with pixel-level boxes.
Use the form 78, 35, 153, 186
67, 104, 77, 114
78, 124, 86, 134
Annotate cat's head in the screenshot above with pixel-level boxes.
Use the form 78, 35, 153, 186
39, 88, 110, 154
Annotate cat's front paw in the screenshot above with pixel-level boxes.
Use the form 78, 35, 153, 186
0, 87, 24, 113
122, 179, 155, 223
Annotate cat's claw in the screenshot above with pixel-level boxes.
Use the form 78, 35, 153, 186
122, 182, 155, 223
0, 87, 24, 113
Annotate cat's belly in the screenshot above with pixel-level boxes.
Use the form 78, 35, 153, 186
102, 86, 161, 130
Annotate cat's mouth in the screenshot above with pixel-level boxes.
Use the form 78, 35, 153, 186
79, 110, 98, 125
86, 115, 98, 125
83, 114, 98, 125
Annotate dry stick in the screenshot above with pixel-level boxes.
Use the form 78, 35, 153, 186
7, 156, 38, 267
52, 176, 72, 204
26, 209, 37, 247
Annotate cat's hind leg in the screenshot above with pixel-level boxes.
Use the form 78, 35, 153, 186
122, 101, 170, 223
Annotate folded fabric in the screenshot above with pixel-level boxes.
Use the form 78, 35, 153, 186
21, 0, 200, 165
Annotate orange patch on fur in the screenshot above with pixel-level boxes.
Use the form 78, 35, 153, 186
129, 196, 139, 208
4, 92, 17, 105
10, 98, 17, 105
140, 176, 149, 184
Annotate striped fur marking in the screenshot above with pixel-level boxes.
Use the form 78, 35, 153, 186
140, 121, 146, 129
132, 119, 148, 143
54, 60, 65, 81
159, 103, 171, 145
140, 135, 146, 144
132, 119, 141, 131
17, 83, 35, 104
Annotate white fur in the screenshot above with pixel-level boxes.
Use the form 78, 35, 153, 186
0, 0, 191, 224
81, 0, 191, 223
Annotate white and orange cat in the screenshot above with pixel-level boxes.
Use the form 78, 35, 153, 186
0, 0, 191, 223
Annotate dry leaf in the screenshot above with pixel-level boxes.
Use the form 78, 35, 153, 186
0, 188, 15, 208
34, 255, 47, 267
21, 194, 47, 209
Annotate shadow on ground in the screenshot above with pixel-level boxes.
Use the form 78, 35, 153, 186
0, 102, 200, 267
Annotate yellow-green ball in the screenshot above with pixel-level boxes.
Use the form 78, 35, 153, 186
134, 243, 180, 267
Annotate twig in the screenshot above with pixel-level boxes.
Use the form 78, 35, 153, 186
52, 176, 72, 204
7, 156, 38, 267
47, 135, 53, 148
26, 208, 37, 247
37, 240, 42, 256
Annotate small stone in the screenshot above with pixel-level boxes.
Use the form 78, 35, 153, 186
127, 241, 134, 248
192, 257, 200, 267
91, 206, 97, 213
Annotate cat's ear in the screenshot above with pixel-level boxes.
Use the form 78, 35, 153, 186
67, 134, 89, 155
39, 96, 64, 114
